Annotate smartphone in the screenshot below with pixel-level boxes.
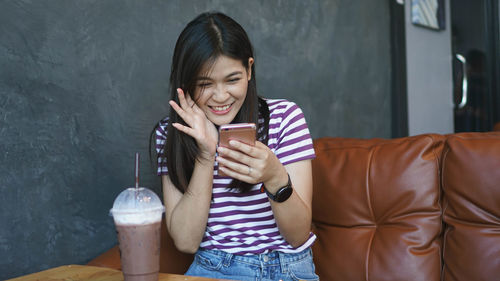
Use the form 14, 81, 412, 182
218, 123, 256, 177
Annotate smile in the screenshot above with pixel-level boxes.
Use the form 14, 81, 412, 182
209, 103, 233, 114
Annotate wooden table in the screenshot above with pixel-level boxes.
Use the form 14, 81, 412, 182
7, 265, 227, 281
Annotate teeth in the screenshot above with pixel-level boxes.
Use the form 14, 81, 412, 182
213, 104, 230, 111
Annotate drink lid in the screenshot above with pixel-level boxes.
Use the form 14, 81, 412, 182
110, 187, 164, 225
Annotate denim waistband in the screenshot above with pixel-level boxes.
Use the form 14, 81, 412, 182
196, 247, 313, 268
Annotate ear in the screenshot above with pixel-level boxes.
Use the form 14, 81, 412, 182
247, 57, 254, 81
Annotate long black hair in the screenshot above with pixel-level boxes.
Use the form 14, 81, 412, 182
151, 12, 269, 193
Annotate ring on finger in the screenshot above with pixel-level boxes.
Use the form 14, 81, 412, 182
248, 166, 252, 175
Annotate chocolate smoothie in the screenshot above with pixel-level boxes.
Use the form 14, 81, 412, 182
116, 221, 161, 281
110, 187, 164, 281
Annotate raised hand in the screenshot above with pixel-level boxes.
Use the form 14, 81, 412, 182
169, 88, 218, 159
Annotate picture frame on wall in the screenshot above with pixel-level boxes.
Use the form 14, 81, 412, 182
411, 0, 445, 30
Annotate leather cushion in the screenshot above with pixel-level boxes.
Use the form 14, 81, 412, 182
442, 132, 500, 281
311, 135, 444, 281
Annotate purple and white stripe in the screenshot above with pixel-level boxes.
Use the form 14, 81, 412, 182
156, 99, 316, 255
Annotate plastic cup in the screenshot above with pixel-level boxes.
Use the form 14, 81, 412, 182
110, 187, 165, 281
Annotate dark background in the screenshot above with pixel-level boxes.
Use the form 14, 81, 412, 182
0, 0, 391, 278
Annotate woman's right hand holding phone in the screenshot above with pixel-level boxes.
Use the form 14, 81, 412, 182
169, 88, 218, 160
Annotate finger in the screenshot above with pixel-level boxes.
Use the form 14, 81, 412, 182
218, 165, 254, 183
177, 88, 192, 111
172, 122, 195, 137
184, 94, 204, 114
169, 100, 191, 123
191, 101, 204, 114
217, 156, 257, 177
169, 100, 181, 113
184, 92, 196, 108
228, 140, 258, 157
217, 146, 253, 166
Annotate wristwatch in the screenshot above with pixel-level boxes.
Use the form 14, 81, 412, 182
264, 173, 293, 203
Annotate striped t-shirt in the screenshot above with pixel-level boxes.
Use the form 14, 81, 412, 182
156, 99, 316, 255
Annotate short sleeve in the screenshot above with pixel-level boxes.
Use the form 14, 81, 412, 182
155, 119, 169, 176
274, 102, 316, 165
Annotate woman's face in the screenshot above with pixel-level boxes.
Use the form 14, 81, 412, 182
193, 55, 253, 126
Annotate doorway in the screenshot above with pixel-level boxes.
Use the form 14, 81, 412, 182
451, 0, 500, 132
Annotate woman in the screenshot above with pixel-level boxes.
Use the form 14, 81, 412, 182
154, 11, 319, 281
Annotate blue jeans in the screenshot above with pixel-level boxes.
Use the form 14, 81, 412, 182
185, 248, 319, 281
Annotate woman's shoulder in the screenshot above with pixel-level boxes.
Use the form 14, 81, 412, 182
264, 98, 302, 117
158, 116, 169, 126
155, 116, 169, 137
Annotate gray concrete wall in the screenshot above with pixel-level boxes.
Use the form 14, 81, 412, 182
405, 0, 454, 135
0, 1, 391, 278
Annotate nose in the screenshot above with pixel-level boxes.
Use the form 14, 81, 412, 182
211, 84, 229, 102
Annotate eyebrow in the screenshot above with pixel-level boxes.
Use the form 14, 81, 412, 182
197, 71, 243, 81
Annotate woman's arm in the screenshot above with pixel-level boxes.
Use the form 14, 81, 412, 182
263, 160, 313, 247
162, 153, 215, 254
163, 88, 218, 253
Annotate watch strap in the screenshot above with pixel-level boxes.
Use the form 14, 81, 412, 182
263, 173, 293, 203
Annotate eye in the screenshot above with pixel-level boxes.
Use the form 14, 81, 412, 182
228, 77, 241, 83
197, 82, 211, 88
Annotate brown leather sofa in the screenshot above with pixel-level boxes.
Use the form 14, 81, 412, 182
89, 132, 500, 281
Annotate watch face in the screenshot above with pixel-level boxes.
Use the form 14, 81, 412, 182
276, 186, 293, 202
